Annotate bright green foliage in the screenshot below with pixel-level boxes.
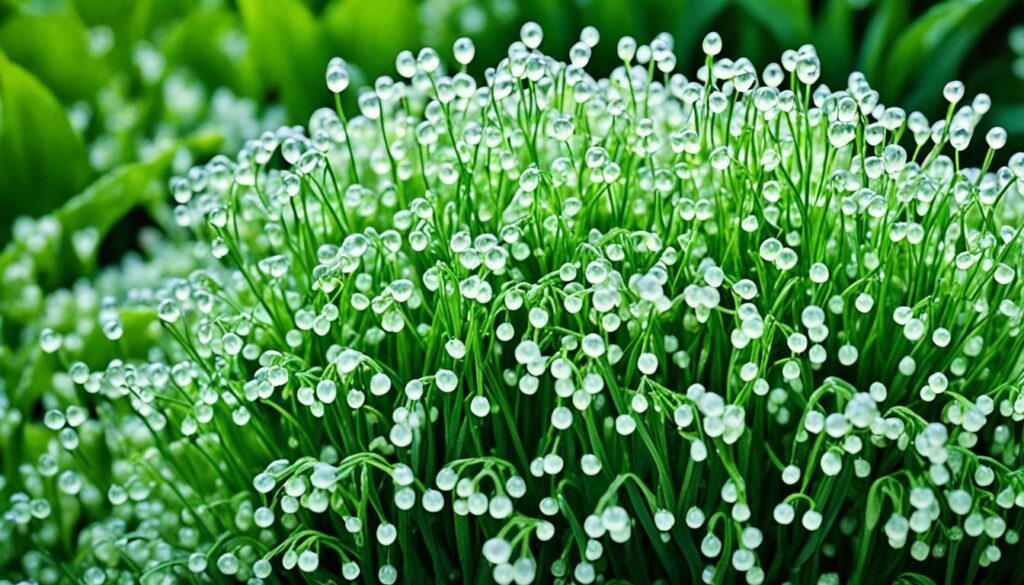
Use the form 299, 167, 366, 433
3, 22, 1024, 585
0, 52, 91, 241
0, 0, 1022, 231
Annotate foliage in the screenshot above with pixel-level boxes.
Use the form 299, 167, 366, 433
3, 17, 1024, 585
0, 0, 1021, 238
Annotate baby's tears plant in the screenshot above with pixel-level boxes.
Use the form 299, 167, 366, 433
5, 22, 1024, 585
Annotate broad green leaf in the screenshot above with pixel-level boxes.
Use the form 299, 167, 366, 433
322, 0, 420, 79
20, 422, 53, 465
858, 0, 909, 81
0, 147, 177, 297
160, 7, 261, 99
0, 11, 109, 103
670, 0, 729, 71
67, 0, 140, 70
0, 52, 91, 241
735, 12, 773, 69
989, 104, 1024, 136
239, 0, 330, 121
734, 0, 812, 48
64, 0, 204, 83
51, 155, 169, 245
580, 0, 642, 51
899, 0, 1011, 112
814, 0, 855, 82
878, 0, 1010, 105
9, 344, 56, 409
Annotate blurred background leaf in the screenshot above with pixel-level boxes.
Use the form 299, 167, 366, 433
0, 51, 91, 242
0, 145, 172, 304
239, 0, 330, 120
814, 0, 855, 76
0, 11, 109, 102
323, 0, 422, 78
161, 7, 261, 99
734, 0, 813, 48
875, 0, 1012, 110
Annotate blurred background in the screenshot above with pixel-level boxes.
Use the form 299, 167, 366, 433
0, 0, 1021, 251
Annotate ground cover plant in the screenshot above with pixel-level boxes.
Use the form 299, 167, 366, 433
3, 18, 1024, 585
1, 0, 1023, 245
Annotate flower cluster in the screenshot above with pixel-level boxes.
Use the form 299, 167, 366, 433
5, 22, 1024, 585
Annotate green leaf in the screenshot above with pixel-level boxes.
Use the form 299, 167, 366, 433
578, 0, 643, 52
0, 149, 178, 410
51, 156, 168, 246
858, 0, 909, 80
238, 0, 330, 121
894, 574, 939, 585
72, 0, 142, 26
322, 0, 420, 79
899, 0, 1011, 112
734, 0, 812, 48
71, 0, 204, 72
989, 104, 1024, 136
0, 147, 176, 296
0, 51, 91, 241
625, 483, 682, 582
864, 476, 887, 531
814, 0, 855, 81
160, 7, 262, 99
669, 0, 729, 71
0, 11, 109, 103
877, 0, 1010, 106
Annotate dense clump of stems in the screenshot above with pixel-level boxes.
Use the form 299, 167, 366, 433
5, 22, 1024, 585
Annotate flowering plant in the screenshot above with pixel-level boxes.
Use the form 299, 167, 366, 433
4, 22, 1024, 585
